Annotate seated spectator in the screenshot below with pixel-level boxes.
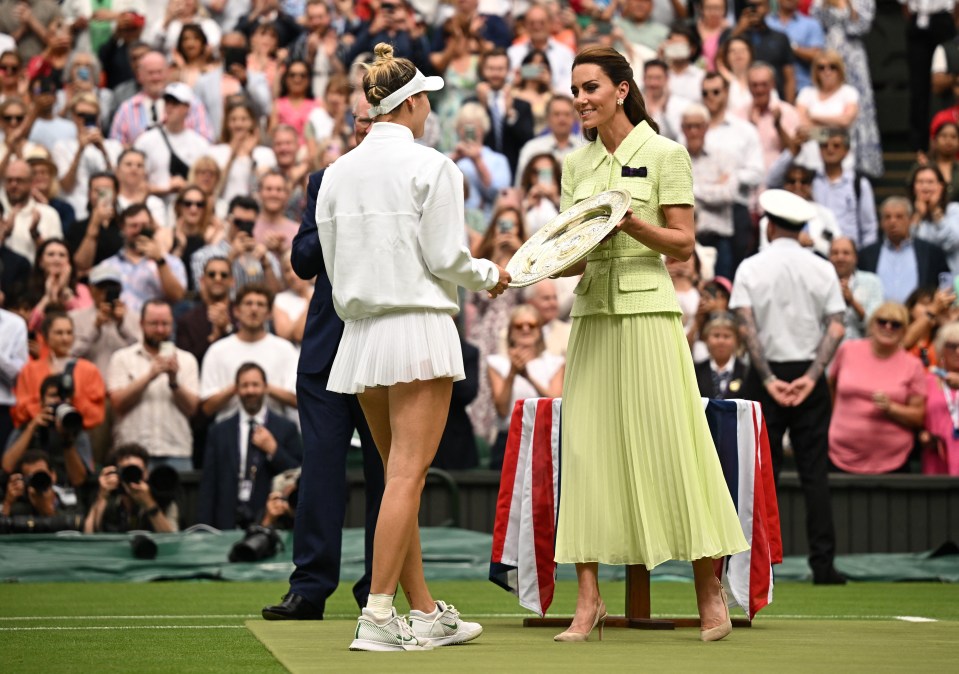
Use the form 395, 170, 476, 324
0, 96, 40, 166
172, 23, 215, 89
514, 95, 583, 187
194, 32, 273, 141
641, 58, 690, 141
795, 50, 859, 173
1, 159, 63, 262
25, 239, 93, 332
305, 76, 353, 163
153, 1, 222, 61
247, 20, 281, 93
236, 0, 304, 49
518, 152, 561, 236
26, 149, 75, 239
694, 311, 748, 400
273, 253, 312, 347
915, 121, 959, 204
1, 450, 82, 531
269, 60, 320, 145
108, 299, 199, 472
524, 279, 570, 357
197, 362, 302, 530
200, 284, 298, 423
253, 169, 298, 254
134, 83, 213, 202
52, 93, 123, 221
508, 5, 574, 94
105, 204, 187, 313
67, 172, 122, 274
829, 237, 884, 342
487, 305, 564, 470
910, 165, 959, 272
12, 310, 105, 432
903, 287, 954, 368
920, 321, 959, 475
70, 261, 141, 374
682, 102, 738, 280
828, 302, 926, 474
452, 102, 511, 220
696, 0, 730, 71
716, 36, 753, 111
109, 50, 214, 146
176, 256, 235, 366
170, 184, 225, 292
97, 14, 148, 96
661, 23, 705, 104
2, 375, 93, 491
57, 53, 109, 127
736, 62, 801, 173
858, 197, 950, 304
191, 196, 282, 295
114, 149, 167, 227
720, 0, 794, 102
0, 305, 27, 448
83, 443, 179, 533
210, 101, 277, 207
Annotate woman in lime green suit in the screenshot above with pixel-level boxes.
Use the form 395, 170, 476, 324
552, 46, 749, 643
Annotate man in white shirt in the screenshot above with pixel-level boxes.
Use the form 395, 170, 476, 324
200, 284, 299, 423
514, 96, 584, 187
730, 188, 847, 586
108, 300, 200, 472
0, 159, 62, 262
134, 82, 212, 203
0, 306, 28, 449
507, 5, 575, 95
734, 63, 801, 174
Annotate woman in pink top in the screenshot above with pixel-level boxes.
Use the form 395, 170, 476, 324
269, 60, 321, 145
26, 239, 93, 331
920, 321, 959, 475
828, 302, 926, 474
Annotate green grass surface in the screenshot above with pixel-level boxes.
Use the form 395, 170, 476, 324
1, 580, 957, 673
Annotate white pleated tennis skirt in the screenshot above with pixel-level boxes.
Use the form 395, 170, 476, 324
327, 309, 465, 394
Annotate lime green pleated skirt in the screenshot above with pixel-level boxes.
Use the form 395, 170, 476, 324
554, 312, 750, 568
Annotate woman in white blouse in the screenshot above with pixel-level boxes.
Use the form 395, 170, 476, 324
315, 43, 510, 651
796, 50, 859, 172
209, 101, 276, 206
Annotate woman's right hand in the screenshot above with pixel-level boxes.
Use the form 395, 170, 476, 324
488, 264, 512, 298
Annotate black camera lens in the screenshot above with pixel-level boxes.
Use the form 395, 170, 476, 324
27, 471, 53, 494
102, 283, 122, 304
119, 464, 144, 484
229, 525, 281, 563
55, 404, 83, 435
148, 465, 180, 504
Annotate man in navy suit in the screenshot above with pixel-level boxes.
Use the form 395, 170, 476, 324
262, 98, 385, 620
197, 363, 303, 530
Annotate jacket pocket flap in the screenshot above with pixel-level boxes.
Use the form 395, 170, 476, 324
572, 275, 592, 295
618, 275, 658, 292
628, 181, 653, 202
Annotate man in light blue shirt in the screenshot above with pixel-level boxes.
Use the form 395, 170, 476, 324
766, 0, 824, 93
810, 129, 878, 249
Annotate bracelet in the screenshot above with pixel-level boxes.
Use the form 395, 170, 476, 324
154, 256, 167, 266
763, 374, 778, 386
145, 505, 160, 518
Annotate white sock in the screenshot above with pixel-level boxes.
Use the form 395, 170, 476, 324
415, 602, 439, 618
366, 593, 394, 622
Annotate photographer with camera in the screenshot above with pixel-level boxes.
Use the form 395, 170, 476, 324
83, 443, 178, 533
2, 374, 92, 494
101, 204, 187, 315
0, 450, 84, 534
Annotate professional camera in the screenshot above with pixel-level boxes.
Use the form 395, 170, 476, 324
228, 525, 282, 563
26, 470, 53, 494
52, 404, 83, 435
116, 464, 180, 508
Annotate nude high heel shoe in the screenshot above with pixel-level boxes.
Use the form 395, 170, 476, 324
554, 601, 608, 642
700, 584, 732, 642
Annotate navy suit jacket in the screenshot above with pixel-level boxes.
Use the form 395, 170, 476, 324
197, 411, 303, 530
291, 170, 344, 375
857, 236, 950, 291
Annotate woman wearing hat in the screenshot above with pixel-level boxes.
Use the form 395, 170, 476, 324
552, 46, 748, 644
315, 43, 510, 651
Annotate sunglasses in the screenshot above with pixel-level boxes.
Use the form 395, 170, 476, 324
943, 341, 959, 352
784, 176, 813, 185
876, 318, 904, 330
816, 63, 840, 71
287, 71, 309, 79
701, 88, 724, 97
181, 199, 206, 209
206, 270, 230, 279
2, 114, 24, 124
512, 321, 538, 330
0, 65, 17, 74
381, 3, 399, 10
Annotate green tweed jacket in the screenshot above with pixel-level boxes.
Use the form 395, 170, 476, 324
560, 120, 694, 318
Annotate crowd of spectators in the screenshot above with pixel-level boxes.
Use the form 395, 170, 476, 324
1, 0, 959, 536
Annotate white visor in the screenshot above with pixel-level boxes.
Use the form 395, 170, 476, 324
368, 69, 444, 117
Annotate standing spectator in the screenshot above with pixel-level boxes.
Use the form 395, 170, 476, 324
101, 204, 187, 314
169, 184, 223, 292
431, 0, 510, 53
236, 0, 304, 49
273, 253, 312, 346
514, 95, 583, 187
828, 302, 926, 474
469, 49, 534, 179
809, 128, 878, 249
288, 0, 345, 100
795, 50, 859, 173
199, 283, 298, 423
108, 299, 199, 472
641, 58, 690, 141
153, 0, 222, 59
920, 321, 959, 474
683, 103, 738, 280
25, 70, 76, 154
270, 125, 309, 221
0, 305, 27, 448
903, 286, 952, 367
614, 0, 669, 52
915, 120, 959, 203
172, 23, 215, 89
114, 149, 167, 227
829, 236, 884, 341
176, 255, 234, 366
0, 0, 61, 62
730, 189, 847, 585
694, 310, 748, 400
24, 239, 92, 332
1, 159, 62, 262
253, 170, 298, 254
812, 0, 883, 175
524, 279, 570, 357
0, 50, 27, 102
210, 101, 276, 207
97, 13, 148, 93
910, 164, 959, 272
518, 152, 561, 236
858, 197, 951, 304
67, 172, 122, 274
304, 75, 353, 163
767, 0, 824, 94
194, 32, 273, 141
717, 35, 754, 111
696, 0, 730, 71
109, 50, 214, 146
511, 51, 554, 136
270, 60, 320, 144
899, 0, 957, 152
346, 0, 430, 73
246, 22, 280, 93
53, 94, 123, 221
722, 0, 795, 102
736, 63, 801, 173
507, 5, 575, 95
661, 23, 706, 104
25, 149, 75, 240
430, 17, 484, 154
70, 261, 141, 375
0, 97, 40, 166
451, 103, 511, 220
197, 362, 302, 530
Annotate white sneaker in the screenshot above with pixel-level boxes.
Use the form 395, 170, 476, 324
409, 600, 483, 647
349, 608, 433, 652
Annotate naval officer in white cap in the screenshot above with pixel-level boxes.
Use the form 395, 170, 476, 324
729, 188, 848, 585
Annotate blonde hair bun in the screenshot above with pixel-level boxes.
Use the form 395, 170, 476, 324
373, 43, 395, 62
